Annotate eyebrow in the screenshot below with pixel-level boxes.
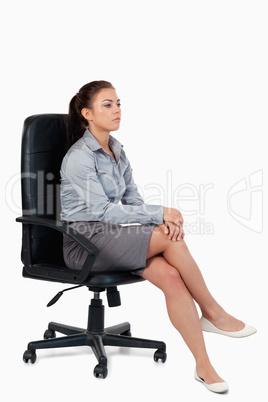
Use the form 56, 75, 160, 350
101, 99, 120, 103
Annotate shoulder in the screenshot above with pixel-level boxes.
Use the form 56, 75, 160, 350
61, 138, 96, 172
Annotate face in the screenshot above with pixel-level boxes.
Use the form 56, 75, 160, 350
82, 88, 121, 134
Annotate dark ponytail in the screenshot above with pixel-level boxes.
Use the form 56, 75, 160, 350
67, 80, 115, 150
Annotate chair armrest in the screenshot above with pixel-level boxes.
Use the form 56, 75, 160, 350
16, 216, 99, 284
16, 216, 99, 255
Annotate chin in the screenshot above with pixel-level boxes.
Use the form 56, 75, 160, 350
110, 124, 120, 132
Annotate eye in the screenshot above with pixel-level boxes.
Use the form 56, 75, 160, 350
103, 104, 111, 108
117, 103, 121, 108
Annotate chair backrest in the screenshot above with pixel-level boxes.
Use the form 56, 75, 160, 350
21, 114, 68, 265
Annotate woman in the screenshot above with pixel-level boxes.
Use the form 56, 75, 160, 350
60, 80, 256, 393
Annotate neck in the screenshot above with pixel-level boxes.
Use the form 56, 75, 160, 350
89, 127, 110, 151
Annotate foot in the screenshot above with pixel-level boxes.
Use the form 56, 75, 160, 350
196, 361, 225, 385
195, 367, 229, 393
201, 316, 256, 338
203, 310, 245, 332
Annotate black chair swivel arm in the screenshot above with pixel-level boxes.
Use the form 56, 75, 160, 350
16, 216, 99, 284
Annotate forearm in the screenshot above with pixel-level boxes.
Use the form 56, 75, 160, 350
94, 202, 164, 225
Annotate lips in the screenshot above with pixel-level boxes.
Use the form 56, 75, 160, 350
113, 118, 121, 121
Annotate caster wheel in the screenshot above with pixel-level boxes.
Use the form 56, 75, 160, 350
23, 350, 37, 364
154, 349, 167, 363
94, 364, 108, 379
121, 329, 132, 337
44, 329, 56, 339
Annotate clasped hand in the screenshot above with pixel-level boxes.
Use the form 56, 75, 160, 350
160, 206, 185, 241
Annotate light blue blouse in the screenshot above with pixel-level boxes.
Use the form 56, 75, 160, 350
60, 129, 163, 225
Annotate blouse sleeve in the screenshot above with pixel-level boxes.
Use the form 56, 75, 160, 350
121, 158, 145, 206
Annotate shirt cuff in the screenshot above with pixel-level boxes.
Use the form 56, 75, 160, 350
143, 204, 163, 225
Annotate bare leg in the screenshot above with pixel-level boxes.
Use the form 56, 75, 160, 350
141, 255, 224, 384
146, 227, 244, 332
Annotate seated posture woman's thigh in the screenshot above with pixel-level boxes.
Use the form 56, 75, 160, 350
146, 226, 170, 260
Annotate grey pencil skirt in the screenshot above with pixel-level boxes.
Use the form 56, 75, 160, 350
63, 221, 157, 275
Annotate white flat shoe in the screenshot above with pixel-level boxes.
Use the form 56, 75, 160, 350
194, 369, 229, 393
201, 317, 257, 338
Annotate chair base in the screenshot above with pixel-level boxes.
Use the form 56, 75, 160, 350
23, 295, 167, 378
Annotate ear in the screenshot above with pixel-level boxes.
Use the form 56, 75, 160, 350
81, 108, 93, 121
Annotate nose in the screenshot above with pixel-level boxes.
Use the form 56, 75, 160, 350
114, 104, 121, 114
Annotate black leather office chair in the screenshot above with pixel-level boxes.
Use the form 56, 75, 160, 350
16, 114, 166, 378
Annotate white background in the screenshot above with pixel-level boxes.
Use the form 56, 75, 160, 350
1, 0, 267, 400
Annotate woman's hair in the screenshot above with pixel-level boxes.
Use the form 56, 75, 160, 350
67, 80, 115, 150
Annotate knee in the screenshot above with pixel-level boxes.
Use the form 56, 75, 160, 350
143, 255, 187, 294
151, 226, 170, 248
147, 226, 177, 260
160, 265, 186, 294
